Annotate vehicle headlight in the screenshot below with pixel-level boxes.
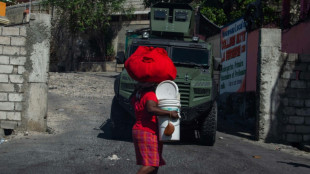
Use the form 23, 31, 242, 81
142, 31, 150, 39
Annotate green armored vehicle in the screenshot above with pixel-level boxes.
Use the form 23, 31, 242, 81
112, 2, 219, 146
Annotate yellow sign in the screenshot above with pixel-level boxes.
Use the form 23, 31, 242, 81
0, 2, 6, 17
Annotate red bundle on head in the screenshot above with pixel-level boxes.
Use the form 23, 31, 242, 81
124, 46, 177, 83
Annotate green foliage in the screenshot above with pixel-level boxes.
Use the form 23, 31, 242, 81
44, 0, 129, 33
44, 0, 132, 61
262, 5, 280, 25
0, 0, 17, 5
199, 0, 257, 26
200, 6, 227, 25
106, 43, 115, 60
199, 0, 281, 27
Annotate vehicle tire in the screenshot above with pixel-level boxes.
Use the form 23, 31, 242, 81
110, 96, 134, 140
199, 101, 217, 146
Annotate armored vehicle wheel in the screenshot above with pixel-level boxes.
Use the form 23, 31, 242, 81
110, 96, 134, 140
199, 101, 217, 146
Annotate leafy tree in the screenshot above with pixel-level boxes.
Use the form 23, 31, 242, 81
44, 0, 131, 61
199, 0, 281, 28
199, 0, 257, 26
0, 0, 18, 5
0, 0, 14, 2
144, 0, 281, 29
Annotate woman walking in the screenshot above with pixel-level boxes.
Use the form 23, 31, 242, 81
131, 83, 179, 174
124, 46, 178, 174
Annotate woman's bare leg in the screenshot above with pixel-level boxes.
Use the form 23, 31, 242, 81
137, 166, 158, 174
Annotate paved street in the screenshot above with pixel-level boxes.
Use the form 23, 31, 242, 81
0, 72, 309, 174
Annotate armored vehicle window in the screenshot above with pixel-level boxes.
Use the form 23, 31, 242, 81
172, 48, 209, 65
175, 11, 188, 21
154, 10, 167, 20
129, 45, 167, 56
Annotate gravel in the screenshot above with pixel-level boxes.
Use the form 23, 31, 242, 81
48, 72, 118, 98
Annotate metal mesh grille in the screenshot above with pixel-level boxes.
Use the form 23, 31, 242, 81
175, 82, 190, 107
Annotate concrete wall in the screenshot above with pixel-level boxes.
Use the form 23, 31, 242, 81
282, 20, 310, 54
205, 33, 220, 58
274, 53, 310, 143
215, 29, 258, 135
6, 3, 29, 24
0, 13, 50, 134
257, 27, 310, 144
6, 1, 45, 25
246, 29, 259, 92
256, 28, 282, 141
278, 19, 310, 143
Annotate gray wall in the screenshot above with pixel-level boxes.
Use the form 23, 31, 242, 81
256, 28, 282, 141
6, 1, 46, 25
0, 13, 51, 134
206, 33, 221, 59
270, 53, 310, 143
257, 28, 310, 143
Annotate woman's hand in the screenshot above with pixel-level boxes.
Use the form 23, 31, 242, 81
146, 100, 180, 118
169, 111, 179, 119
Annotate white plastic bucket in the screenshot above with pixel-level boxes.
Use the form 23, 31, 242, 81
157, 106, 180, 141
158, 99, 180, 107
158, 104, 181, 108
158, 99, 180, 103
156, 80, 179, 100
158, 99, 180, 105
156, 80, 181, 141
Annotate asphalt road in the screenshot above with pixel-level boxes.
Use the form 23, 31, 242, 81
0, 72, 309, 174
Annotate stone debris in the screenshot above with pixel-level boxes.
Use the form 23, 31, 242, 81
107, 154, 120, 160
0, 138, 8, 144
57, 108, 65, 112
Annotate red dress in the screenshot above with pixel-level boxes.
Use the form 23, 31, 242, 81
131, 91, 166, 166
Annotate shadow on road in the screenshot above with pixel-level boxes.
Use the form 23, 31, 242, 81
92, 73, 119, 79
97, 119, 204, 145
278, 161, 310, 169
217, 113, 256, 141
165, 128, 201, 146
97, 119, 133, 143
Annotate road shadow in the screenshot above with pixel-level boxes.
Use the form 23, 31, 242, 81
97, 119, 205, 146
217, 114, 256, 140
278, 161, 310, 169
162, 126, 211, 146
91, 72, 119, 79
217, 92, 257, 141
97, 119, 133, 143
